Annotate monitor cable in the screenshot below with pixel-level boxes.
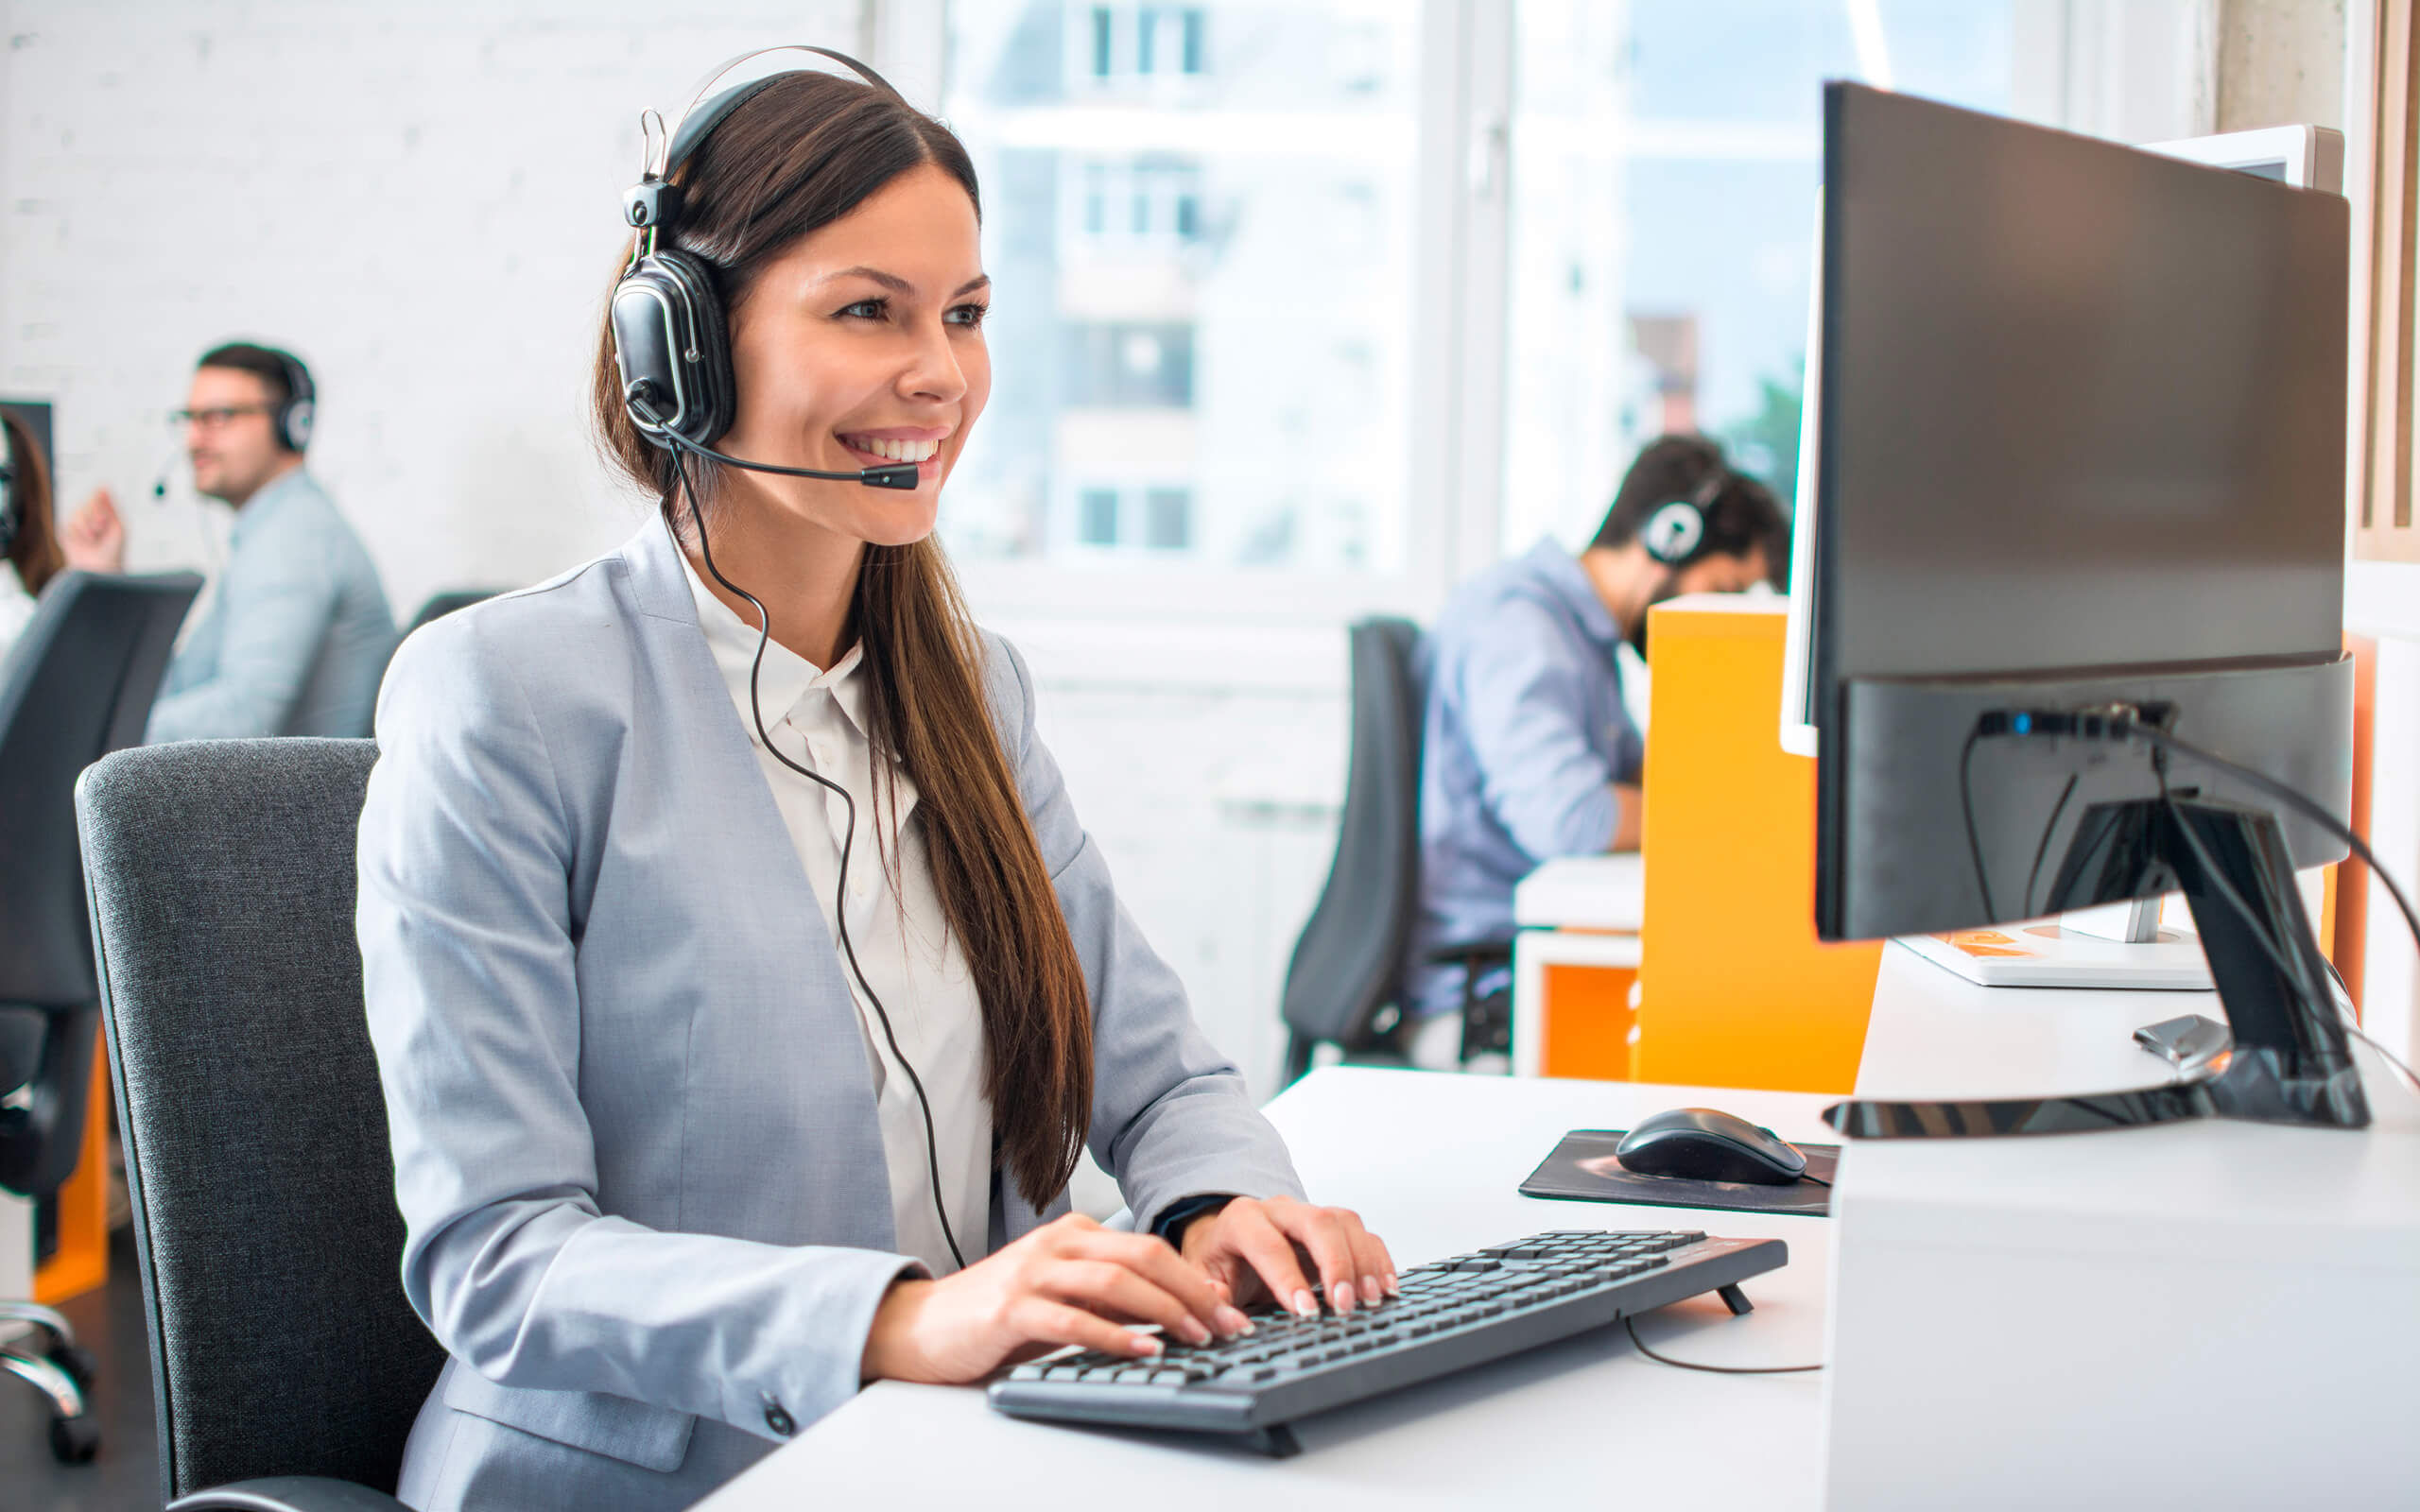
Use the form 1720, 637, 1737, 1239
1958, 727, 1996, 922
667, 443, 968, 1274
2127, 730, 2420, 1097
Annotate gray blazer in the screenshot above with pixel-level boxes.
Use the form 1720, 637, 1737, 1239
357, 520, 1304, 1511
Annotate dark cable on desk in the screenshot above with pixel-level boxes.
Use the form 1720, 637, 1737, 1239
1622, 1315, 1824, 1375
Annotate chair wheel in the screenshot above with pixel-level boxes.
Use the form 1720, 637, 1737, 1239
45, 1342, 98, 1393
49, 1413, 100, 1464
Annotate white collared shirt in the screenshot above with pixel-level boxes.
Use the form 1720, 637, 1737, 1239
683, 557, 990, 1275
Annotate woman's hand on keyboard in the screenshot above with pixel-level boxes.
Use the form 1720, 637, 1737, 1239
860, 1213, 1254, 1383
1182, 1195, 1398, 1319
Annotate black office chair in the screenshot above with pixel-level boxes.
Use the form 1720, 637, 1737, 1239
1276, 619, 1513, 1087
78, 739, 438, 1510
0, 569, 199, 1464
402, 587, 503, 638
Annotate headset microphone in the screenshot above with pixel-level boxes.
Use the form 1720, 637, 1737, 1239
149, 439, 189, 501
625, 387, 920, 490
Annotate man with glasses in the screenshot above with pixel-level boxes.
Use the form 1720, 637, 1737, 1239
60, 342, 395, 740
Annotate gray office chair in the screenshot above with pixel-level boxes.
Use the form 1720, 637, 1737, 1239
0, 569, 200, 1463
1276, 619, 1513, 1086
402, 587, 503, 637
78, 739, 438, 1510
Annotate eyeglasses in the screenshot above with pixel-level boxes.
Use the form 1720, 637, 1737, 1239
168, 404, 275, 433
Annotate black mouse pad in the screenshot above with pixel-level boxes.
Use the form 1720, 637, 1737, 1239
1517, 1128, 1837, 1218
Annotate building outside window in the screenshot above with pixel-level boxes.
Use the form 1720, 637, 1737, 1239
942, 0, 1416, 569
940, 0, 2204, 594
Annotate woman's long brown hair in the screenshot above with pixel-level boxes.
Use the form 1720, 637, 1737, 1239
3, 410, 63, 595
589, 71, 1093, 1210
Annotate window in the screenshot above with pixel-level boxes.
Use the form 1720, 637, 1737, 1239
1145, 488, 1192, 548
1063, 322, 1195, 407
1079, 488, 1120, 544
933, 1, 2190, 615
1499, 0, 2208, 556
943, 2, 1419, 583
1181, 9, 1206, 75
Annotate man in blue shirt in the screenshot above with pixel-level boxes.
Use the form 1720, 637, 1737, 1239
1407, 435, 1787, 1069
61, 343, 395, 740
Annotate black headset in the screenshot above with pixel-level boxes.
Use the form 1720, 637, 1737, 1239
265, 348, 317, 454
1639, 460, 1731, 567
608, 45, 916, 490
617, 47, 969, 1271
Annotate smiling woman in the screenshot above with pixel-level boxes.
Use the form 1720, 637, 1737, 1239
358, 47, 1393, 1512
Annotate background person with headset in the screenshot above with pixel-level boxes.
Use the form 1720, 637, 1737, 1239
356, 49, 1395, 1512
60, 341, 396, 740
1404, 435, 1789, 1070
0, 407, 65, 660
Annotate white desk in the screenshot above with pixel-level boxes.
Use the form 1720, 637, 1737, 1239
701, 1068, 1833, 1510
1512, 853, 1643, 931
1510, 854, 1643, 1077
699, 956, 2420, 1509
1825, 943, 2420, 1507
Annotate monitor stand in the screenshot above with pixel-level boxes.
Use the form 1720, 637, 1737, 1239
1826, 793, 2369, 1138
1895, 891, 2212, 991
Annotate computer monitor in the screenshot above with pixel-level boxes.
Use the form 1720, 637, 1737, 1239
1778, 127, 2343, 761
1807, 84, 2362, 1136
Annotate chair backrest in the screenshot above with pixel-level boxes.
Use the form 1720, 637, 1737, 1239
0, 572, 199, 1197
404, 587, 502, 638
1279, 617, 1425, 1048
0, 570, 199, 1008
77, 739, 442, 1501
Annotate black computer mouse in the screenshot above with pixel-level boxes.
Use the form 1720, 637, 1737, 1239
1614, 1108, 1809, 1186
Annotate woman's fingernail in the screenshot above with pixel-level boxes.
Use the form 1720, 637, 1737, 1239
1362, 1274, 1381, 1303
1292, 1289, 1319, 1317
1135, 1333, 1163, 1354
1385, 1274, 1402, 1297
1179, 1317, 1211, 1345
1216, 1305, 1253, 1336
1332, 1280, 1357, 1312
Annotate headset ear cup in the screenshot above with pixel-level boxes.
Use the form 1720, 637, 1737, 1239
281, 398, 315, 453
1642, 501, 1706, 566
655, 250, 735, 447
611, 250, 736, 450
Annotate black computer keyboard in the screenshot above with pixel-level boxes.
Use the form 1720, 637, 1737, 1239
987, 1228, 1788, 1453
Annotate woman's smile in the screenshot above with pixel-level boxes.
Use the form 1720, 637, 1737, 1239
837, 424, 951, 479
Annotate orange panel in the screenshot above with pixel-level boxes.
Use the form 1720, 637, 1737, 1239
1634, 601, 1882, 1093
33, 1036, 110, 1303
1540, 964, 1638, 1080
2334, 633, 2377, 1016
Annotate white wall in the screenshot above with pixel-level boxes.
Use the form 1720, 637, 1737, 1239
0, 0, 1347, 1092
0, 0, 867, 609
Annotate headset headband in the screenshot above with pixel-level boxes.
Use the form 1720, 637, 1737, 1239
623, 44, 905, 253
